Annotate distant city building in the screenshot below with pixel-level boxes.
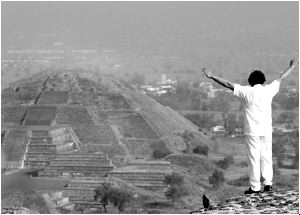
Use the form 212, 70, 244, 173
157, 74, 177, 92
71, 50, 98, 54
139, 75, 177, 96
210, 125, 226, 135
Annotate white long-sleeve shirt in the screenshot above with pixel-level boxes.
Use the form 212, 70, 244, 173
233, 80, 280, 136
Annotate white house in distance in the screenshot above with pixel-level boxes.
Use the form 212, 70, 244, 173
200, 82, 231, 98
157, 74, 177, 91
210, 125, 226, 135
140, 74, 177, 96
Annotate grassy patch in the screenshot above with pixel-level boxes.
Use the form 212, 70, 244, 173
1, 191, 50, 214
165, 154, 215, 175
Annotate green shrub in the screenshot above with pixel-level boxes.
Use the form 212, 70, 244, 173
193, 145, 209, 156
227, 175, 249, 186
216, 155, 235, 169
94, 183, 133, 213
237, 161, 248, 167
163, 172, 184, 186
153, 150, 170, 159
163, 172, 187, 204
209, 169, 225, 188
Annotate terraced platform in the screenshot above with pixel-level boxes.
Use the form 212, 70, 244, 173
121, 138, 157, 159
72, 124, 118, 145
2, 130, 28, 169
24, 132, 56, 168
24, 106, 57, 126
38, 91, 69, 105
104, 111, 158, 139
109, 161, 171, 190
55, 106, 94, 126
1, 106, 28, 125
39, 153, 114, 178
50, 127, 78, 152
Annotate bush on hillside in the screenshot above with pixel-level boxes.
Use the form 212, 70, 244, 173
273, 164, 281, 176
237, 161, 248, 167
163, 172, 187, 204
153, 150, 170, 159
216, 155, 235, 169
227, 164, 281, 187
163, 172, 184, 186
165, 154, 214, 174
94, 183, 133, 213
227, 175, 249, 186
209, 169, 225, 188
193, 145, 209, 156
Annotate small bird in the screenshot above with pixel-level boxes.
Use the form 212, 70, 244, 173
203, 194, 211, 209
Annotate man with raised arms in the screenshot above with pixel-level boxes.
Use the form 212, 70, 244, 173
202, 57, 298, 194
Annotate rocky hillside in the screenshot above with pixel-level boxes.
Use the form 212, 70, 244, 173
191, 190, 299, 214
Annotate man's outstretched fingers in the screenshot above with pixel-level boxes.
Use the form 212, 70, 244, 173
290, 57, 298, 67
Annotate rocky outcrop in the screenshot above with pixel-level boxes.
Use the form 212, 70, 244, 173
191, 190, 299, 214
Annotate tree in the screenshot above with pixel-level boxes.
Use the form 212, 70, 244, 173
275, 92, 299, 110
193, 145, 209, 156
273, 133, 287, 167
94, 183, 133, 213
94, 183, 111, 213
276, 112, 296, 124
209, 169, 225, 188
153, 150, 170, 159
164, 173, 187, 204
184, 114, 216, 129
216, 155, 235, 169
109, 187, 133, 213
129, 72, 145, 86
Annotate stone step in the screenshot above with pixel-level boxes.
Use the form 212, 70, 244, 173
40, 170, 111, 178
63, 188, 96, 196
110, 176, 165, 180
69, 195, 95, 202
136, 184, 167, 191
28, 144, 56, 152
52, 156, 109, 161
30, 137, 52, 143
56, 153, 107, 159
109, 172, 166, 179
25, 152, 56, 160
31, 130, 49, 137
67, 183, 105, 189
50, 159, 111, 166
43, 166, 113, 172
74, 201, 104, 210
45, 164, 114, 171
24, 160, 51, 167
122, 180, 165, 185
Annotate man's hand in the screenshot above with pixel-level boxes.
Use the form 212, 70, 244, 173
202, 67, 213, 79
278, 57, 298, 82
290, 57, 298, 68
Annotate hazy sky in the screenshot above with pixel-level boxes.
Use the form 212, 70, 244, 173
2, 1, 298, 33
1, 1, 298, 51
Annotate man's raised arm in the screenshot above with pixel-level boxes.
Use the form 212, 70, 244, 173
202, 68, 234, 91
278, 57, 298, 82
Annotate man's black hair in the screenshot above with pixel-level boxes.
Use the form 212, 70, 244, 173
248, 70, 266, 86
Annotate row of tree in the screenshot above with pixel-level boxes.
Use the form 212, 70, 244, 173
93, 173, 187, 213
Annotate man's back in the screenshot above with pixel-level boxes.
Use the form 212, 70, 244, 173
233, 80, 280, 136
